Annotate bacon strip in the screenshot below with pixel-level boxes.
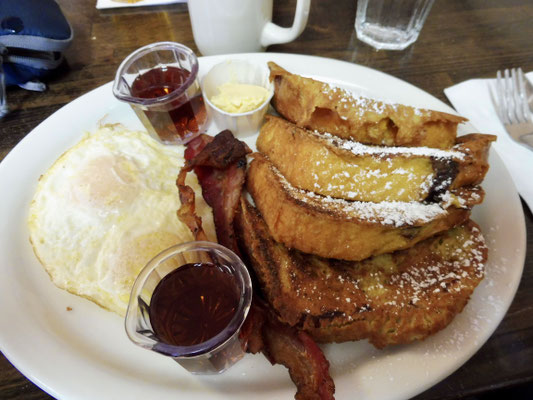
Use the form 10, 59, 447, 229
244, 299, 335, 400
176, 134, 212, 242
177, 130, 250, 250
176, 130, 335, 400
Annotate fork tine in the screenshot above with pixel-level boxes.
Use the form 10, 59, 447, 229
496, 70, 509, 124
516, 68, 531, 123
510, 68, 524, 123
494, 68, 533, 151
505, 68, 519, 124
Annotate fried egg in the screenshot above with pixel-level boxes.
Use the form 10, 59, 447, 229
28, 125, 214, 316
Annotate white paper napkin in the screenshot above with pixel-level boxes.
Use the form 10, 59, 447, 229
96, 0, 185, 10
444, 72, 533, 213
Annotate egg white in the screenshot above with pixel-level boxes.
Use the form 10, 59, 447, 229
28, 125, 215, 316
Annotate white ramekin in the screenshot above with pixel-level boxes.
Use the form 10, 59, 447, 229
202, 60, 274, 138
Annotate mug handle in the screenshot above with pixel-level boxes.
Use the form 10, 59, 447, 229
260, 0, 311, 47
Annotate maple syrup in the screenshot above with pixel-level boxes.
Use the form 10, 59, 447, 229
131, 66, 207, 143
149, 262, 240, 348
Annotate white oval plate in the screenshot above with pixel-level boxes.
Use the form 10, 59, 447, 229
0, 53, 526, 400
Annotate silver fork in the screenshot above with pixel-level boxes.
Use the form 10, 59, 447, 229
494, 68, 533, 150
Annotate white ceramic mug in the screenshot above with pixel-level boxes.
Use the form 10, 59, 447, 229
187, 0, 311, 56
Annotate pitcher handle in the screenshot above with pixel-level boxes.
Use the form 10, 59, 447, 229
260, 0, 311, 48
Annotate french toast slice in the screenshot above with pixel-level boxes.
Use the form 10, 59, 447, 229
247, 153, 482, 261
235, 196, 487, 348
257, 116, 495, 203
268, 62, 467, 149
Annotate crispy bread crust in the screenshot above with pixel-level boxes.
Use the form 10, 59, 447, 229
257, 116, 495, 203
247, 153, 475, 261
236, 196, 487, 348
268, 62, 467, 149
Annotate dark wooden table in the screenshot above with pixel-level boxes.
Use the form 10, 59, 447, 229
1, 0, 532, 399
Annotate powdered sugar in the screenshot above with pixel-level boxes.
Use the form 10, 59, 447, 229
314, 131, 465, 160
288, 223, 487, 321
320, 82, 409, 118
274, 165, 449, 227
387, 229, 487, 309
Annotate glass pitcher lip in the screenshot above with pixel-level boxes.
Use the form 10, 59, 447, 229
124, 240, 253, 359
112, 41, 200, 106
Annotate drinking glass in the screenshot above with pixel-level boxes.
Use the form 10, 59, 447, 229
355, 0, 435, 50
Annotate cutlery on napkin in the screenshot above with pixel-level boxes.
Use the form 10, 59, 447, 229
444, 72, 533, 214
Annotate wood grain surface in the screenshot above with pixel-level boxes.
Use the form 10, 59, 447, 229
1, 0, 532, 399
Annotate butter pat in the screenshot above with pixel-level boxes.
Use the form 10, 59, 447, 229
210, 82, 270, 114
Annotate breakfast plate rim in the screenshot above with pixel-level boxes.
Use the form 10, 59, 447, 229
0, 52, 526, 400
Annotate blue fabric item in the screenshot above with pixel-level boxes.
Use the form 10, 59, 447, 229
0, 0, 72, 87
0, 0, 73, 50
3, 62, 52, 87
